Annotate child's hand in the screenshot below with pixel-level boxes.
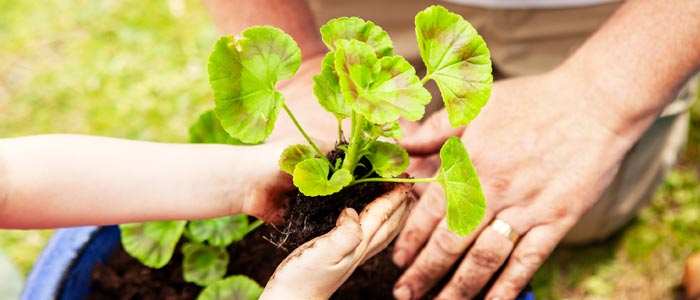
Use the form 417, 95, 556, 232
238, 138, 334, 224
259, 182, 415, 300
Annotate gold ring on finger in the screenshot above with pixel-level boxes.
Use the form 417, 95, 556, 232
489, 218, 520, 244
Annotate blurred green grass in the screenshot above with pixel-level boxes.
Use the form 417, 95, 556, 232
1, 0, 699, 298
0, 0, 215, 274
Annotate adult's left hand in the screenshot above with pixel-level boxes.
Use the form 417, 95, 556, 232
261, 182, 415, 300
391, 69, 637, 299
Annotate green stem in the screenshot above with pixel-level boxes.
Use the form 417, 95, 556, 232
341, 112, 365, 172
282, 104, 328, 162
351, 176, 438, 186
358, 167, 376, 180
420, 72, 431, 85
337, 117, 344, 143
246, 219, 265, 235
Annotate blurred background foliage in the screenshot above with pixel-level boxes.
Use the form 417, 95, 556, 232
0, 0, 698, 299
0, 0, 214, 277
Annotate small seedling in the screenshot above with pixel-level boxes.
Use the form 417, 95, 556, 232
208, 5, 492, 235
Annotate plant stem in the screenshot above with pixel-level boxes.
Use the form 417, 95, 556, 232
351, 176, 438, 185
247, 219, 265, 235
337, 116, 344, 143
420, 72, 431, 85
341, 111, 365, 173
282, 103, 328, 162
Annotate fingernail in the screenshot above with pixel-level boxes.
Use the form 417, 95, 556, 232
393, 285, 412, 300
393, 249, 407, 267
337, 208, 359, 226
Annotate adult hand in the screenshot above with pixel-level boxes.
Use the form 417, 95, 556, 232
392, 69, 637, 299
260, 182, 416, 300
269, 55, 343, 142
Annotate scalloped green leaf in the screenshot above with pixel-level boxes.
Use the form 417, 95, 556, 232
279, 144, 316, 175
189, 110, 245, 145
416, 5, 493, 126
196, 275, 263, 300
437, 137, 486, 235
120, 221, 187, 268
186, 214, 250, 247
320, 17, 394, 57
208, 26, 301, 144
335, 39, 378, 108
293, 158, 352, 196
365, 141, 409, 178
362, 120, 403, 140
313, 52, 351, 118
335, 40, 430, 124
182, 242, 229, 286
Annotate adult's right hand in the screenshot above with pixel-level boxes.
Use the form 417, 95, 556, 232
392, 70, 639, 299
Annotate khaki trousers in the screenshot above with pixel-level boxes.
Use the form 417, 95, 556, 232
308, 0, 698, 244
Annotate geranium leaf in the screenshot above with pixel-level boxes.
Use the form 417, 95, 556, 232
436, 137, 486, 235
320, 17, 393, 57
293, 158, 352, 196
279, 144, 316, 175
120, 221, 186, 268
196, 275, 263, 300
186, 214, 250, 247
362, 120, 403, 140
189, 110, 246, 145
313, 52, 351, 118
335, 40, 430, 124
208, 26, 301, 144
182, 242, 229, 287
416, 5, 493, 126
365, 141, 409, 178
334, 39, 378, 109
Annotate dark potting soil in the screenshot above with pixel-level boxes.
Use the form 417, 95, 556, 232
87, 241, 202, 300
267, 148, 392, 250
86, 226, 500, 299
85, 228, 421, 299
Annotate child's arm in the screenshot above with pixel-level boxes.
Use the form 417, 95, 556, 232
0, 134, 294, 229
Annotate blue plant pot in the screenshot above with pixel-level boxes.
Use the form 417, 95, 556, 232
22, 226, 535, 300
21, 226, 120, 300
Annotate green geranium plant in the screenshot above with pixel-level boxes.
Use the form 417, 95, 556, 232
117, 5, 491, 298
209, 5, 491, 235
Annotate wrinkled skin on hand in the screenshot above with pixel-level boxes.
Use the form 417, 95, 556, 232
261, 182, 416, 300
392, 71, 636, 299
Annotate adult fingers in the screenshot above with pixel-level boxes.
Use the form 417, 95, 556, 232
392, 219, 487, 300
261, 208, 362, 300
399, 116, 422, 137
485, 221, 572, 299
362, 196, 413, 263
358, 182, 412, 240
392, 182, 447, 268
399, 109, 465, 156
434, 219, 526, 299
283, 208, 361, 269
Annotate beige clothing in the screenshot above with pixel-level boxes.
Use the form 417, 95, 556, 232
308, 0, 698, 243
442, 0, 620, 9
